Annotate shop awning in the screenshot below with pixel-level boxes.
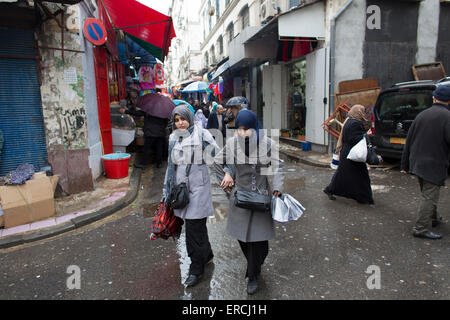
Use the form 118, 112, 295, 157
212, 61, 230, 80
100, 0, 176, 61
278, 1, 325, 39
118, 35, 157, 66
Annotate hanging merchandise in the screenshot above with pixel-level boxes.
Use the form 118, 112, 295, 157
138, 66, 155, 90
154, 63, 165, 87
218, 76, 224, 94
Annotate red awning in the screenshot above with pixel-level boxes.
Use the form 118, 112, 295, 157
100, 0, 176, 61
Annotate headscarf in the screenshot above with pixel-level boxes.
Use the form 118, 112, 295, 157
195, 109, 208, 128
336, 104, 369, 152
235, 109, 264, 157
211, 101, 218, 112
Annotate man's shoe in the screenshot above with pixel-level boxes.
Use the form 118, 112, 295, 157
413, 231, 443, 240
184, 274, 202, 287
156, 163, 162, 169
247, 279, 258, 295
134, 163, 146, 169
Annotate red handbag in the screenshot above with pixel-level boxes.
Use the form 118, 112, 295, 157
150, 202, 183, 240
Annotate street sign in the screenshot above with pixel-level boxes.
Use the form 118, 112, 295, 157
83, 18, 107, 46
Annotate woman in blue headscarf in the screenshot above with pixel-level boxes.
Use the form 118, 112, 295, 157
214, 109, 285, 295
162, 105, 218, 288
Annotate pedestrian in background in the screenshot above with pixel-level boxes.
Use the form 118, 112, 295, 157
207, 103, 226, 138
194, 108, 208, 129
214, 109, 284, 295
163, 105, 218, 287
119, 107, 168, 169
401, 85, 450, 240
324, 105, 374, 204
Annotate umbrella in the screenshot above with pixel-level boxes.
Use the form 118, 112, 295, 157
182, 81, 209, 93
226, 96, 248, 108
136, 93, 176, 119
173, 99, 195, 114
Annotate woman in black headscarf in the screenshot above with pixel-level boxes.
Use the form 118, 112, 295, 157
214, 109, 284, 295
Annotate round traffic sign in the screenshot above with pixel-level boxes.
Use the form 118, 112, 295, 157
83, 18, 107, 46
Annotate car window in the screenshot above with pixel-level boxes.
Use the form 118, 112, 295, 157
377, 91, 433, 120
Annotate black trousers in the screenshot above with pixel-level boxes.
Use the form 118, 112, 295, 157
185, 218, 213, 276
141, 136, 165, 165
238, 240, 269, 281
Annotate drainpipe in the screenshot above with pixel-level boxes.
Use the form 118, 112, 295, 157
328, 0, 354, 154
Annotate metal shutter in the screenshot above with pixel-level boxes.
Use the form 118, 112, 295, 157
0, 28, 48, 176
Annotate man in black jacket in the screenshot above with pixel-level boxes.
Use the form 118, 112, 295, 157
120, 107, 168, 169
401, 85, 450, 240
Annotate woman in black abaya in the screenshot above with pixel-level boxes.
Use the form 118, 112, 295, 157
324, 105, 374, 204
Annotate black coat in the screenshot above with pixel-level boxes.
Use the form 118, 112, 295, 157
401, 103, 450, 186
126, 109, 168, 137
206, 111, 226, 137
325, 119, 374, 204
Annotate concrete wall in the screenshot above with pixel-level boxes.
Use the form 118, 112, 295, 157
38, 5, 88, 150
80, 1, 102, 181
333, 0, 366, 93
37, 3, 95, 194
416, 0, 440, 65
436, 2, 450, 75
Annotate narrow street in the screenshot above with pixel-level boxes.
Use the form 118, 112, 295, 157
1, 159, 449, 300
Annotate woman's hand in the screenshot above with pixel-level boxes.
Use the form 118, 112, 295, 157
220, 173, 234, 191
273, 190, 281, 197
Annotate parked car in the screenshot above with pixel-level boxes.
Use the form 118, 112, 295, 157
372, 80, 436, 161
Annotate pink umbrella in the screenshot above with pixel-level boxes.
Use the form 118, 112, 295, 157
136, 93, 176, 119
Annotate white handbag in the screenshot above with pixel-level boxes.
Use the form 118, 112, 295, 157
347, 136, 367, 163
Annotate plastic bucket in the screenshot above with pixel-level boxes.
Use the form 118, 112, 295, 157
102, 153, 131, 179
301, 141, 311, 151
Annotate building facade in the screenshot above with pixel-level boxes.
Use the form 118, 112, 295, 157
165, 0, 450, 152
166, 0, 203, 88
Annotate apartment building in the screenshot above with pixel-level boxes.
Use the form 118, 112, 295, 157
166, 0, 203, 88
171, 0, 450, 152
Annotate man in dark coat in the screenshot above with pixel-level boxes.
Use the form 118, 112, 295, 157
401, 85, 450, 240
120, 107, 169, 169
206, 104, 226, 138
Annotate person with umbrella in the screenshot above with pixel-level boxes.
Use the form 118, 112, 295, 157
120, 93, 175, 169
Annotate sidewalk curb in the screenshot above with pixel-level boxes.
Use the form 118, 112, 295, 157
0, 168, 142, 249
279, 150, 330, 169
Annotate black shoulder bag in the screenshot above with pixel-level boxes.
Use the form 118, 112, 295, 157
169, 152, 195, 209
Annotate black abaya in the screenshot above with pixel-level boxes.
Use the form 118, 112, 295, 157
325, 119, 374, 204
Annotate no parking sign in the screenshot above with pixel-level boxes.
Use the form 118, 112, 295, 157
83, 18, 107, 46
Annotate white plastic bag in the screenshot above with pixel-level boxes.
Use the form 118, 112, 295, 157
272, 196, 289, 223
347, 136, 367, 162
272, 194, 306, 223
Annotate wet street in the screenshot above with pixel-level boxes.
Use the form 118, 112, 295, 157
0, 158, 449, 300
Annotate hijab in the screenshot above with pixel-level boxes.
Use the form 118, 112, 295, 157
336, 104, 369, 152
235, 109, 264, 157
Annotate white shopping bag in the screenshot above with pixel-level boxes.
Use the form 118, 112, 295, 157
347, 136, 367, 163
272, 194, 305, 223
272, 196, 289, 222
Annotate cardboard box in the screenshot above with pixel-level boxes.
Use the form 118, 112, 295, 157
0, 175, 59, 229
